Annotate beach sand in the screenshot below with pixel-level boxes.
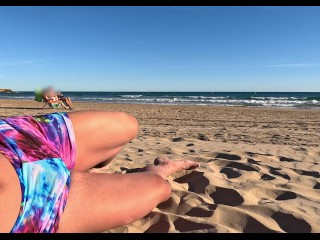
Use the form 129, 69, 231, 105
1, 99, 320, 233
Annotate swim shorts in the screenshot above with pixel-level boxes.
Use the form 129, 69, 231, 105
0, 112, 76, 233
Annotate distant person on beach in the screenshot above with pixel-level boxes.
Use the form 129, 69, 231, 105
0, 110, 199, 233
42, 87, 73, 109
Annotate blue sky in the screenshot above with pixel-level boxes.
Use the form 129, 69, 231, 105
0, 6, 319, 91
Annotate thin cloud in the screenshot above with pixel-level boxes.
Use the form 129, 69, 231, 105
268, 63, 320, 68
0, 60, 36, 67
168, 63, 320, 69
168, 64, 253, 69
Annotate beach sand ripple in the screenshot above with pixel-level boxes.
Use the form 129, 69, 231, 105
1, 100, 319, 233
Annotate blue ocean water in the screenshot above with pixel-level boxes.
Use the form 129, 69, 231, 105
1, 91, 320, 109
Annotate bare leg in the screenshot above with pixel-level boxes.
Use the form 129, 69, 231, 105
42, 101, 48, 109
57, 100, 70, 109
67, 111, 138, 171
66, 98, 74, 109
61, 98, 73, 109
92, 146, 123, 168
58, 111, 198, 232
58, 158, 199, 233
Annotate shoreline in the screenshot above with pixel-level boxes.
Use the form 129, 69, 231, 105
1, 98, 320, 111
1, 99, 319, 148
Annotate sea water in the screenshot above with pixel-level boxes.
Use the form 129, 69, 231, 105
1, 91, 319, 109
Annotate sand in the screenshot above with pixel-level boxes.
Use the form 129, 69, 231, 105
1, 99, 320, 233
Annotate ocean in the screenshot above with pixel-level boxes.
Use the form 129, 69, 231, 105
0, 91, 320, 109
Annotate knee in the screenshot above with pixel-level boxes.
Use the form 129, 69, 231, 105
150, 173, 171, 202
120, 112, 139, 140
158, 177, 171, 202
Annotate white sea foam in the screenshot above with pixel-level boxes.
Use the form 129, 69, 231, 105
120, 95, 143, 98
1, 92, 319, 109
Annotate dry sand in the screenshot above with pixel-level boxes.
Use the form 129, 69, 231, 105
1, 99, 320, 233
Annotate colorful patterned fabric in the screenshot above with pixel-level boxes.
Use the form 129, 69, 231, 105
0, 112, 76, 233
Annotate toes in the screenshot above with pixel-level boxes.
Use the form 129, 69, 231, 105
183, 160, 200, 170
154, 157, 160, 165
154, 157, 199, 171
154, 157, 170, 165
154, 157, 163, 165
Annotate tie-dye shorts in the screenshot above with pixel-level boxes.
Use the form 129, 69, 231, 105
0, 112, 76, 233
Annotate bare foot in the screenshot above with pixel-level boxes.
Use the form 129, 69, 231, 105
142, 157, 199, 179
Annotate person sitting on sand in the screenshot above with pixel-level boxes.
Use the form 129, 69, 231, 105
42, 87, 70, 110
0, 110, 199, 233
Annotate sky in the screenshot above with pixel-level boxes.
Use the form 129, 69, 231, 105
0, 6, 319, 92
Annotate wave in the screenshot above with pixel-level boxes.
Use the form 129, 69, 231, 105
36, 95, 320, 107
0, 92, 319, 109
185, 96, 229, 100
306, 97, 320, 101
119, 95, 143, 98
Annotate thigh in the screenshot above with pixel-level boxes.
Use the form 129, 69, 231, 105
67, 111, 138, 171
58, 171, 170, 233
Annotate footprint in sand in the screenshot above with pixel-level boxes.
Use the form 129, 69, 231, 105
145, 213, 171, 233
185, 206, 215, 218
269, 168, 291, 180
174, 218, 215, 232
247, 158, 261, 165
186, 143, 194, 147
279, 156, 298, 162
298, 170, 320, 178
220, 167, 241, 179
226, 162, 259, 172
313, 182, 320, 189
215, 153, 241, 161
243, 217, 278, 233
220, 162, 260, 179
246, 151, 273, 157
209, 187, 244, 206
275, 191, 297, 200
294, 147, 307, 152
261, 174, 276, 181
157, 197, 179, 213
174, 172, 209, 194
271, 212, 311, 233
172, 137, 183, 142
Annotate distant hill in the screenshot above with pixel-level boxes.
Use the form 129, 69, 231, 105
0, 88, 13, 93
